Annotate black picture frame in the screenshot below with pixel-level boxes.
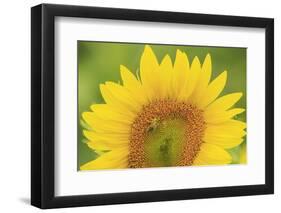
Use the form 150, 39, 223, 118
31, 3, 274, 209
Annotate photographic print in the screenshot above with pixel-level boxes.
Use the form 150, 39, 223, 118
78, 42, 247, 171
31, 4, 274, 208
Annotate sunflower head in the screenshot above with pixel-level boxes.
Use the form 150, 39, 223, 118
80, 45, 246, 170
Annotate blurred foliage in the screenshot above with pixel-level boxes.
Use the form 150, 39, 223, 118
78, 41, 247, 168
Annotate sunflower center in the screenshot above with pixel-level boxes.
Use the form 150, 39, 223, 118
128, 100, 206, 168
144, 118, 186, 167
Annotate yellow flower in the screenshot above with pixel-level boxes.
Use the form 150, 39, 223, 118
80, 45, 246, 170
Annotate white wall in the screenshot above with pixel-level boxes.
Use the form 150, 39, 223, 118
0, 0, 279, 212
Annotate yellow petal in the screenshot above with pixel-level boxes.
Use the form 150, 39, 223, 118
86, 140, 125, 151
90, 104, 134, 124
120, 65, 140, 88
193, 143, 232, 165
173, 50, 190, 97
178, 56, 201, 101
100, 83, 140, 115
140, 45, 159, 74
205, 121, 246, 138
202, 54, 212, 80
120, 65, 148, 104
158, 54, 173, 99
197, 71, 227, 109
85, 129, 128, 150
106, 82, 142, 110
82, 112, 130, 134
84, 130, 128, 144
203, 121, 246, 149
140, 45, 159, 101
205, 92, 243, 113
80, 148, 128, 170
83, 131, 130, 143
205, 108, 245, 124
224, 119, 247, 129
203, 136, 244, 149
190, 54, 212, 104
240, 143, 247, 164
100, 84, 129, 114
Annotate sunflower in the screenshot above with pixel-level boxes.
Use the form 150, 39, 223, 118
80, 45, 246, 170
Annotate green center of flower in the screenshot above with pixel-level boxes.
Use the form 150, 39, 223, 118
144, 118, 186, 167
128, 100, 206, 168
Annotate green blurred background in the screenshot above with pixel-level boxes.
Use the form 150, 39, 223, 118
78, 41, 247, 169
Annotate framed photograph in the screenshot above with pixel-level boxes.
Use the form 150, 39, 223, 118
31, 3, 274, 209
